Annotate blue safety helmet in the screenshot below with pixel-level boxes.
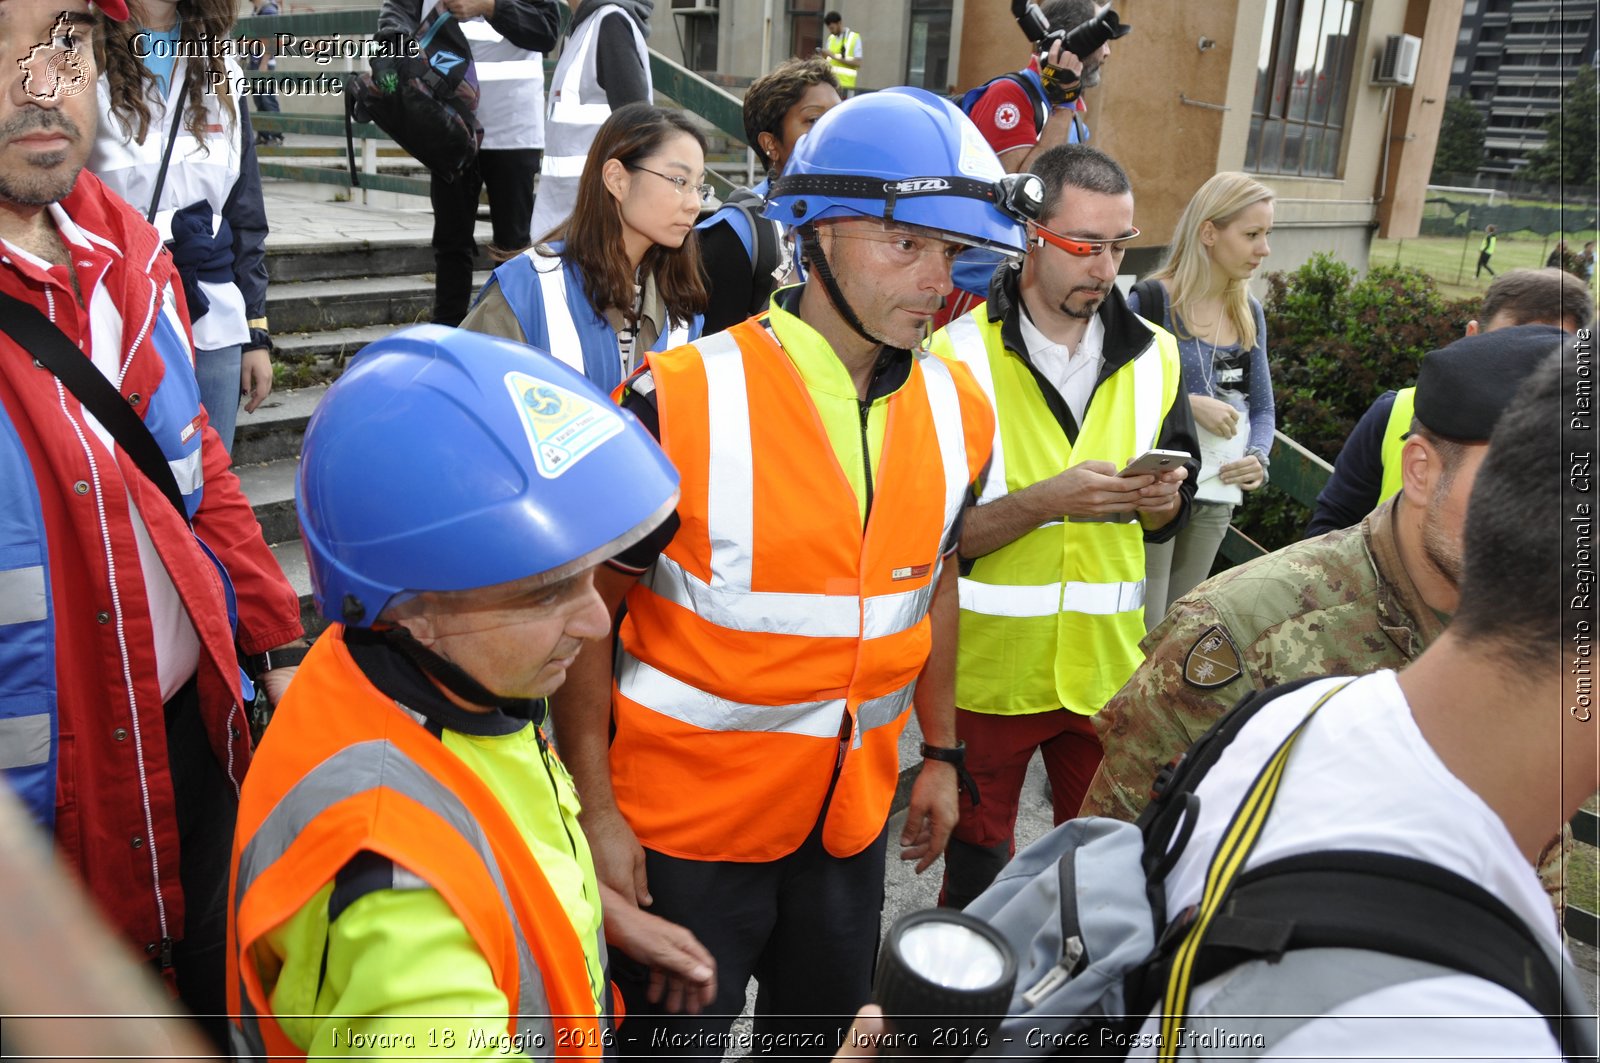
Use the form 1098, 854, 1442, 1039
296, 325, 679, 628
765, 87, 1038, 260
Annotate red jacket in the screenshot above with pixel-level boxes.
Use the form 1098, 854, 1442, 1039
0, 171, 301, 960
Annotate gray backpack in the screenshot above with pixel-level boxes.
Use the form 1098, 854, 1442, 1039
965, 679, 1596, 1060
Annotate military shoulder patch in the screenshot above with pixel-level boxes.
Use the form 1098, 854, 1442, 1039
1183, 624, 1243, 689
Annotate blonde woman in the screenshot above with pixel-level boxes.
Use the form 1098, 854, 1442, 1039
1131, 172, 1275, 629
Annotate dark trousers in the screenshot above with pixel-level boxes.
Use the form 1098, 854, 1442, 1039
1476, 250, 1495, 278
430, 147, 542, 327
162, 677, 239, 1055
612, 827, 888, 1061
940, 707, 1102, 910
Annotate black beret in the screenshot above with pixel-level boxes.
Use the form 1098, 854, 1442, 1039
1412, 324, 1568, 441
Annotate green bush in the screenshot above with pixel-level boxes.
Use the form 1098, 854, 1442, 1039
1232, 253, 1475, 550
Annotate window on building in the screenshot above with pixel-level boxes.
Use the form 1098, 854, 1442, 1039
1246, 0, 1363, 178
1452, 55, 1467, 74
787, 0, 825, 61
674, 9, 719, 74
905, 0, 953, 91
1462, 0, 1478, 14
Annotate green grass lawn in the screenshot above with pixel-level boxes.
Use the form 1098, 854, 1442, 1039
1371, 230, 1597, 302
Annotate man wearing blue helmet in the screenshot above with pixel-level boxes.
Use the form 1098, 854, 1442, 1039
228, 326, 718, 1058
928, 144, 1198, 910
549, 88, 1039, 1057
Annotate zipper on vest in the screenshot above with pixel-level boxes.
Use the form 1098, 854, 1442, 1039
858, 399, 875, 524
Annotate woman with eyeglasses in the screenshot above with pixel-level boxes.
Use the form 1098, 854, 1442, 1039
462, 103, 707, 392
1131, 171, 1276, 630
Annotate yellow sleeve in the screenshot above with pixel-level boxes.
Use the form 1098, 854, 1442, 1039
264, 884, 531, 1060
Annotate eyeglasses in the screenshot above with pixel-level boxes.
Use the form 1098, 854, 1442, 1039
1033, 223, 1140, 258
628, 164, 715, 205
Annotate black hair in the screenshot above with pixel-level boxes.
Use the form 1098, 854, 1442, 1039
1450, 347, 1578, 668
824, 10, 842, 23
1042, 0, 1096, 33
1029, 143, 1131, 219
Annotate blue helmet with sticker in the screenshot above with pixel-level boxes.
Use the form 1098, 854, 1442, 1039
296, 324, 679, 628
765, 86, 1038, 259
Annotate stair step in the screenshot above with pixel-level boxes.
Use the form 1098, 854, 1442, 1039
266, 241, 438, 284
270, 538, 326, 639
233, 382, 326, 466
266, 271, 490, 333
235, 456, 299, 546
274, 324, 398, 362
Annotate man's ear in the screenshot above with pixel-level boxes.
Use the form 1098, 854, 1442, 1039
394, 612, 435, 643
1464, 319, 1480, 336
1398, 434, 1437, 508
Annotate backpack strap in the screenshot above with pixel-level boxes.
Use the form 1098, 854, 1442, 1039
1193, 850, 1594, 1060
722, 188, 782, 315
1129, 278, 1168, 329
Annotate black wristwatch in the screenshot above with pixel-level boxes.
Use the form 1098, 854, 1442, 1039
247, 643, 308, 680
921, 740, 982, 807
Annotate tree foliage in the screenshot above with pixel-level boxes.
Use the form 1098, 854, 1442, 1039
1522, 67, 1598, 186
1232, 255, 1475, 550
1431, 97, 1486, 180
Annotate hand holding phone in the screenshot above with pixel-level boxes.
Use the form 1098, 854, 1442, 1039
1117, 449, 1191, 478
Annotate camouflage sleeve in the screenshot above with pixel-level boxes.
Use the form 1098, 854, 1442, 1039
1081, 596, 1262, 821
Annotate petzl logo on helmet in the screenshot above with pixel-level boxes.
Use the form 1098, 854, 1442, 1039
887, 178, 951, 195
505, 371, 624, 479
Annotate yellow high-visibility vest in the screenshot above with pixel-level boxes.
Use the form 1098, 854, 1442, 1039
930, 309, 1183, 716
1378, 386, 1417, 504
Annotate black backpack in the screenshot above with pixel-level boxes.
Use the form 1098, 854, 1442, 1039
718, 186, 785, 317
346, 9, 482, 182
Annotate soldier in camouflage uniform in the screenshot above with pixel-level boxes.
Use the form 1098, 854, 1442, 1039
1080, 327, 1572, 902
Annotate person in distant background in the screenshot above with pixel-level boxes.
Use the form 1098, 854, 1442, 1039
1475, 223, 1497, 278
696, 57, 839, 334
377, 0, 562, 326
246, 0, 281, 145
820, 11, 861, 96
530, 0, 654, 241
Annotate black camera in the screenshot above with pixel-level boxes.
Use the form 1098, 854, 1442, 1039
1013, 0, 1131, 60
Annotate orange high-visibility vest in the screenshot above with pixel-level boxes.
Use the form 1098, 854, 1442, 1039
611, 319, 993, 862
227, 628, 606, 1060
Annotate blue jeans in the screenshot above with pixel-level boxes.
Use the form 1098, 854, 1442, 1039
194, 344, 243, 454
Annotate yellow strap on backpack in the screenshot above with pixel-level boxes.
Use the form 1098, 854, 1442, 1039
1157, 679, 1355, 1060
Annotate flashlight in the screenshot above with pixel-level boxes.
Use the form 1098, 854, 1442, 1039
872, 909, 1017, 1058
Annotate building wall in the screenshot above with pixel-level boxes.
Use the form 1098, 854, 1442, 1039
1376, 0, 1466, 239
1448, 0, 1597, 177
649, 0, 915, 87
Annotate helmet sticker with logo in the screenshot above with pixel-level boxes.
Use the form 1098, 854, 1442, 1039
956, 116, 1005, 180
505, 371, 624, 479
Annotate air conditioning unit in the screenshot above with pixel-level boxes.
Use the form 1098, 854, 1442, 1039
671, 0, 718, 11
1373, 33, 1421, 86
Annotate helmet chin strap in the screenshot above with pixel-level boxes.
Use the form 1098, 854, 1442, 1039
377, 625, 546, 721
801, 224, 890, 348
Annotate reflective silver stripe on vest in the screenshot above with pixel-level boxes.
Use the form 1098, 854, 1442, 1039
618, 651, 913, 739
169, 448, 203, 495
0, 565, 46, 625
699, 331, 756, 585
528, 251, 585, 372
917, 351, 972, 533
233, 740, 556, 1057
943, 316, 1007, 506
1131, 333, 1167, 453
661, 318, 692, 350
642, 553, 932, 639
958, 577, 1145, 618
0, 713, 50, 770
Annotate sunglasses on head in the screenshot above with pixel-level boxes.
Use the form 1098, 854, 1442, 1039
1033, 224, 1140, 257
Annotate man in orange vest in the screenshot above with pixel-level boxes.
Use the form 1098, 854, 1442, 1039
227, 325, 719, 1057
551, 88, 1043, 1057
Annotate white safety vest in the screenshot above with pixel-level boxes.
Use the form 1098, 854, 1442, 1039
459, 18, 545, 151
530, 4, 650, 238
